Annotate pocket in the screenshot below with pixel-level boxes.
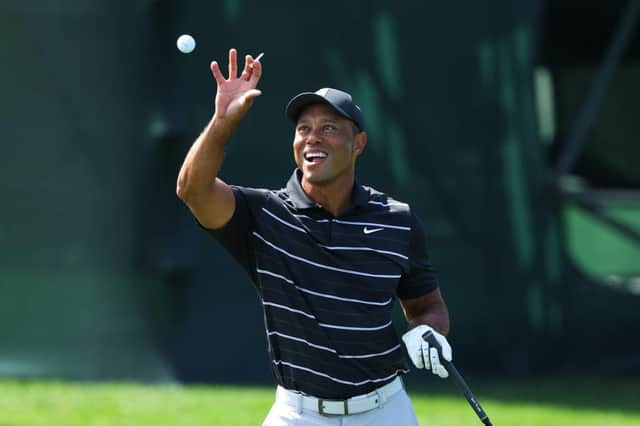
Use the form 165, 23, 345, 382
376, 390, 420, 426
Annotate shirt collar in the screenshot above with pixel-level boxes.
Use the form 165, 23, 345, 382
285, 169, 369, 210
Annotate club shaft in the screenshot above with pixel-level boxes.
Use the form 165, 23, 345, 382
441, 360, 492, 425
422, 331, 492, 425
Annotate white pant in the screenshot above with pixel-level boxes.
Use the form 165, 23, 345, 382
262, 387, 420, 426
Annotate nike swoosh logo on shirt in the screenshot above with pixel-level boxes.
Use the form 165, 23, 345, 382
363, 227, 384, 234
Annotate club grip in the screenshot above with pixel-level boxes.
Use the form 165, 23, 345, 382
422, 330, 492, 426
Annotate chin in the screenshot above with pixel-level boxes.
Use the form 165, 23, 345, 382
303, 171, 331, 185
304, 174, 323, 184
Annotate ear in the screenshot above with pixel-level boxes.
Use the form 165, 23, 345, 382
353, 131, 368, 156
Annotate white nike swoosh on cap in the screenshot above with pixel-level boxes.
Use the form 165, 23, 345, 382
363, 227, 384, 234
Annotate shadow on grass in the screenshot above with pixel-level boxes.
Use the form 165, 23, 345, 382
403, 373, 640, 415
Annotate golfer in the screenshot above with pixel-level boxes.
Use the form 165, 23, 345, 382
177, 48, 453, 425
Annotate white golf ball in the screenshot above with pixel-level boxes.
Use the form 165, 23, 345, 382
176, 34, 196, 54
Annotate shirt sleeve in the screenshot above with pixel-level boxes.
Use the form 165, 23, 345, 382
396, 212, 440, 299
200, 186, 268, 283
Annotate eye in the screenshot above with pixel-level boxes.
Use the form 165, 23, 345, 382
297, 125, 310, 134
323, 124, 337, 132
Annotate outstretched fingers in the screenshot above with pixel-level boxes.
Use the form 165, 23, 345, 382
240, 54, 253, 81
248, 57, 262, 83
212, 50, 262, 84
228, 48, 238, 79
240, 54, 263, 83
210, 61, 225, 83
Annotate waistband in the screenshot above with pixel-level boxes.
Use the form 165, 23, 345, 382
275, 376, 404, 416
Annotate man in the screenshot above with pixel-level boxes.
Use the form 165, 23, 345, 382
176, 48, 453, 425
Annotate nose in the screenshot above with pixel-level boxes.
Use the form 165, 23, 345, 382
306, 127, 322, 144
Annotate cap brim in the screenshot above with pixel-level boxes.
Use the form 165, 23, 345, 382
286, 93, 353, 125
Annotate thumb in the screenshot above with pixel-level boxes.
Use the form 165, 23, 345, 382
242, 89, 262, 105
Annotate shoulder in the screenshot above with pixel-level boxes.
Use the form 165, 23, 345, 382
229, 185, 272, 197
356, 185, 421, 234
229, 185, 275, 204
229, 185, 301, 217
362, 185, 411, 214
360, 186, 431, 235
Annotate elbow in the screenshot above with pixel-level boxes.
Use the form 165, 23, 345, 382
176, 173, 212, 206
176, 185, 186, 202
176, 173, 191, 202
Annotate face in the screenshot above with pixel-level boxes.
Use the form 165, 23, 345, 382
293, 103, 366, 187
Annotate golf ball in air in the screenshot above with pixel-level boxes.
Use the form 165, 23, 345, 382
176, 34, 196, 53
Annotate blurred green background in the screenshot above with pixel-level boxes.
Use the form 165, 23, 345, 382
0, 0, 638, 386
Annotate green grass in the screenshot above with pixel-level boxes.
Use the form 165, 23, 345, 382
0, 377, 638, 425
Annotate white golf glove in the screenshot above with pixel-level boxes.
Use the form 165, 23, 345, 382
402, 325, 452, 378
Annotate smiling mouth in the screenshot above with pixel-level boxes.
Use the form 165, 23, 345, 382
303, 151, 328, 164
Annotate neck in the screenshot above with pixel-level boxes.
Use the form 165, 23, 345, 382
302, 174, 355, 217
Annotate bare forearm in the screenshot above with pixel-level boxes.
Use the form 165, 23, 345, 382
407, 304, 450, 336
175, 49, 262, 229
177, 47, 262, 198
401, 289, 450, 336
176, 115, 236, 198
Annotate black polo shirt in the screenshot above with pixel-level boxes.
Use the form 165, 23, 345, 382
208, 170, 439, 399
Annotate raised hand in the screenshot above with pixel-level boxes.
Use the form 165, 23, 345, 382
210, 48, 263, 123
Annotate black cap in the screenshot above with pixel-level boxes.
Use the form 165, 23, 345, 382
286, 88, 365, 131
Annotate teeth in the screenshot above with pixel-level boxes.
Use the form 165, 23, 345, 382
304, 152, 328, 160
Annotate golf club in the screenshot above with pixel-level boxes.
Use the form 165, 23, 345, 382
422, 330, 493, 426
